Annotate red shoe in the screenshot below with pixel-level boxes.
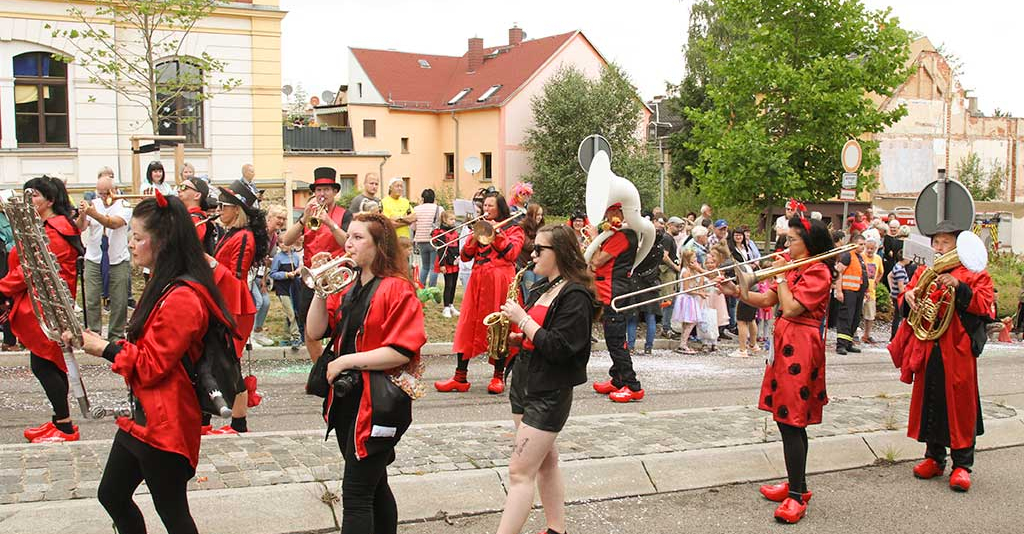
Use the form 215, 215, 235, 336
487, 377, 505, 395
30, 426, 80, 444
434, 377, 471, 392
609, 386, 645, 403
24, 422, 55, 441
773, 497, 807, 524
208, 425, 239, 435
201, 425, 214, 436
913, 458, 944, 479
950, 468, 971, 492
759, 482, 813, 503
593, 380, 617, 394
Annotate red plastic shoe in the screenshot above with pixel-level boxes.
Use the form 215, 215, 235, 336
434, 377, 471, 392
609, 386, 645, 403
759, 482, 813, 503
773, 497, 807, 524
201, 425, 214, 436
208, 425, 239, 435
593, 380, 617, 394
24, 422, 55, 441
949, 467, 971, 492
913, 458, 944, 479
30, 426, 80, 444
487, 377, 505, 395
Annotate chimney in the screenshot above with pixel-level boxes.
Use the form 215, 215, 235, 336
968, 96, 980, 117
509, 25, 525, 46
467, 37, 483, 72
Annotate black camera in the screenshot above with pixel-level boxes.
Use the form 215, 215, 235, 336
332, 370, 362, 398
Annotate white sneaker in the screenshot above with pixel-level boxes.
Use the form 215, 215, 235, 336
451, 307, 461, 317
252, 333, 274, 347
442, 306, 453, 318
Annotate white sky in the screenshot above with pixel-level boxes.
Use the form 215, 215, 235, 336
280, 0, 1023, 115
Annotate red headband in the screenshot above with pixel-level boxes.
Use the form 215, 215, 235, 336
154, 189, 168, 208
799, 214, 811, 233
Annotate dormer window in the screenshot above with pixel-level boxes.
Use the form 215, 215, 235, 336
447, 88, 471, 105
418, 59, 430, 68
477, 84, 502, 102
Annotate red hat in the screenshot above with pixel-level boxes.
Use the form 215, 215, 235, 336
310, 167, 340, 191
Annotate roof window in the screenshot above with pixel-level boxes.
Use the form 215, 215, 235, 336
447, 88, 471, 105
418, 59, 430, 68
477, 84, 502, 102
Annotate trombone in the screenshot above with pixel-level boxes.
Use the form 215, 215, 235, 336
611, 249, 789, 312
430, 213, 487, 250
102, 193, 154, 207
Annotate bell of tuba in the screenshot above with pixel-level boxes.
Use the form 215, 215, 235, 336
906, 231, 988, 341
300, 254, 358, 299
582, 150, 656, 272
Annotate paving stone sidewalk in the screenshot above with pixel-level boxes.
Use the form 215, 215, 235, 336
0, 395, 1015, 505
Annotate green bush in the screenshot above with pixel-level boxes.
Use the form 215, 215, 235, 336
875, 282, 891, 313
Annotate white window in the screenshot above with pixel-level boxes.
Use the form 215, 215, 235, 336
447, 88, 471, 105
477, 84, 502, 102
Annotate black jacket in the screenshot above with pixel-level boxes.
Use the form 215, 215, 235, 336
521, 280, 595, 392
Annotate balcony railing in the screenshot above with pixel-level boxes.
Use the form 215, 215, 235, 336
283, 126, 354, 152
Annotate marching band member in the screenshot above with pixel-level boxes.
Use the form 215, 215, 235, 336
4, 176, 84, 443
177, 176, 216, 254
207, 182, 268, 434
435, 191, 524, 394
76, 194, 237, 534
496, 225, 598, 534
889, 221, 994, 492
306, 212, 426, 534
720, 216, 834, 524
281, 167, 351, 362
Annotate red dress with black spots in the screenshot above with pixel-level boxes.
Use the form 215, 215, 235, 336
758, 261, 832, 428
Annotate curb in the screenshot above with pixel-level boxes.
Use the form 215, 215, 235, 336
1, 417, 1021, 533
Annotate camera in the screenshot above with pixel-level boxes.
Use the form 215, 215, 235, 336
332, 370, 362, 398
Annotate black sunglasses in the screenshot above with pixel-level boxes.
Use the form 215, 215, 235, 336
532, 244, 554, 254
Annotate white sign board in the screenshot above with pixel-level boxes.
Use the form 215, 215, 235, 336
842, 140, 862, 173
839, 188, 856, 201
842, 172, 858, 189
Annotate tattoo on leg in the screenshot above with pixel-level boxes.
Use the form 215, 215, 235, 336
513, 437, 530, 457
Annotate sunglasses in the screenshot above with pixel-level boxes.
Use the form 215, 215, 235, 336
532, 244, 554, 255
178, 183, 198, 193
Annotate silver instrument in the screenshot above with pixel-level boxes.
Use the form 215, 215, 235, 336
300, 254, 359, 298
1, 189, 125, 419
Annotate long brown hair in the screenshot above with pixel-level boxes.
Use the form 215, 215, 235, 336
353, 212, 410, 283
520, 203, 545, 238
535, 224, 601, 319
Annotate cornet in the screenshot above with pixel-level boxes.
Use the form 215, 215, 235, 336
300, 254, 358, 299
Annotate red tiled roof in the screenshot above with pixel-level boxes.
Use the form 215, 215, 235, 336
350, 31, 580, 111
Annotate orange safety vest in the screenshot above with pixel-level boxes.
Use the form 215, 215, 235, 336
841, 252, 864, 291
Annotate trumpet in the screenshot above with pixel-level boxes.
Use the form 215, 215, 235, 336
611, 250, 789, 312
306, 202, 329, 231
194, 213, 220, 227
103, 193, 153, 207
430, 214, 487, 250
300, 254, 358, 299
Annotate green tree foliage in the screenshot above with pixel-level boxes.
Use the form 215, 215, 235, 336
956, 153, 1005, 201
47, 0, 241, 136
524, 64, 658, 216
685, 0, 911, 210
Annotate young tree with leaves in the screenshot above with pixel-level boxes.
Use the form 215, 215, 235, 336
956, 153, 1005, 202
685, 0, 910, 211
524, 64, 658, 216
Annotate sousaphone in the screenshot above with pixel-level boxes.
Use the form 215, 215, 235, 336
583, 150, 656, 272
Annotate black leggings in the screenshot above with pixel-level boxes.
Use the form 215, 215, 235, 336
443, 272, 458, 307
336, 430, 398, 534
778, 422, 809, 498
30, 354, 69, 419
98, 431, 197, 534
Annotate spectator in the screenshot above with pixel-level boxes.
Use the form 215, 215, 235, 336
888, 249, 910, 341
684, 225, 709, 266
508, 182, 533, 215
179, 162, 196, 183
860, 236, 884, 344
660, 216, 683, 337
432, 210, 462, 318
517, 203, 545, 296
569, 211, 588, 248
0, 208, 16, 351
694, 204, 713, 228
269, 243, 302, 348
411, 188, 444, 288
382, 177, 414, 240
349, 172, 381, 213
774, 200, 798, 241
141, 161, 175, 197
672, 249, 704, 354
628, 215, 666, 355
742, 226, 761, 259
708, 219, 729, 250
76, 168, 130, 342
882, 218, 902, 289
251, 204, 288, 347
238, 164, 259, 206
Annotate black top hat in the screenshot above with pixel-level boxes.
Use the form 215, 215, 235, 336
926, 219, 962, 237
310, 167, 340, 191
218, 180, 258, 213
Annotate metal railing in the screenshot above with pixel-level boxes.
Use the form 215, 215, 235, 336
282, 126, 353, 152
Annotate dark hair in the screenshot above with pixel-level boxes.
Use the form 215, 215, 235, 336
535, 224, 601, 320
788, 217, 835, 272
127, 196, 235, 341
484, 191, 511, 221
24, 175, 75, 224
686, 211, 697, 219
421, 188, 435, 204
353, 212, 411, 283
830, 230, 846, 245
146, 161, 165, 185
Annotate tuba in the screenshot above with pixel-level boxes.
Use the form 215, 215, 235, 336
483, 261, 534, 361
906, 231, 987, 340
582, 150, 656, 272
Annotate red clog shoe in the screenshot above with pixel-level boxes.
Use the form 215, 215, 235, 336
24, 422, 55, 441
949, 467, 971, 492
913, 458, 944, 479
609, 386, 645, 403
208, 425, 239, 435
30, 426, 80, 444
759, 482, 813, 503
593, 380, 617, 394
434, 377, 471, 392
201, 424, 214, 436
773, 497, 807, 524
487, 377, 505, 395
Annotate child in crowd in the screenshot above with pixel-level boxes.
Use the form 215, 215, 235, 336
268, 243, 302, 348
432, 211, 462, 318
673, 249, 704, 354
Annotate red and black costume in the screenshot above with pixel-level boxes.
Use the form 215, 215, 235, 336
322, 275, 426, 533
188, 206, 216, 255
591, 229, 642, 400
295, 203, 351, 337
212, 228, 255, 358
889, 262, 994, 476
431, 224, 461, 308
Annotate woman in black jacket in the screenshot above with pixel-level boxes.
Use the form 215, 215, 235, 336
495, 224, 599, 534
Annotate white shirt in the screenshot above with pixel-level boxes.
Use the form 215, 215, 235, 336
83, 198, 130, 264
774, 215, 789, 235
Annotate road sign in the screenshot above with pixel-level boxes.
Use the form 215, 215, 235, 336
842, 140, 862, 173
839, 188, 856, 201
914, 178, 975, 236
842, 172, 858, 189
578, 134, 612, 172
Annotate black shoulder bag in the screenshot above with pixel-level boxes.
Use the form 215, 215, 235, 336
305, 277, 382, 398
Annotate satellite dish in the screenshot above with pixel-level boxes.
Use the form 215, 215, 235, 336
464, 156, 482, 174
281, 85, 293, 96
321, 91, 336, 104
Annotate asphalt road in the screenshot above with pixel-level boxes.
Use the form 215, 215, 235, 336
398, 446, 1024, 534
1, 341, 1021, 445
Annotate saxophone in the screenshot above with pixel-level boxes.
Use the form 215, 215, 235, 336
483, 261, 534, 361
1, 189, 125, 419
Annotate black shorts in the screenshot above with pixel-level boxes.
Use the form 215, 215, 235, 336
736, 301, 758, 322
509, 355, 573, 433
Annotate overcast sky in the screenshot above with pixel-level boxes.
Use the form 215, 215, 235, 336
280, 0, 1023, 115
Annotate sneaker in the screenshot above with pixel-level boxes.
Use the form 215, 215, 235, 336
451, 307, 461, 317
252, 333, 274, 347
442, 306, 453, 318
728, 349, 750, 358
30, 426, 80, 443
644, 347, 652, 355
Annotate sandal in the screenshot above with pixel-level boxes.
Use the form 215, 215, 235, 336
674, 347, 697, 355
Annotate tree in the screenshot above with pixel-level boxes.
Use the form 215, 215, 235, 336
284, 84, 311, 126
47, 0, 240, 137
956, 153, 1005, 201
684, 0, 911, 211
524, 64, 658, 216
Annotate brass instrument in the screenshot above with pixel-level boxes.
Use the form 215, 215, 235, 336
194, 213, 220, 227
306, 202, 329, 231
300, 254, 358, 298
103, 193, 153, 207
582, 150, 656, 271
1, 190, 126, 419
483, 261, 534, 361
732, 244, 859, 292
473, 212, 525, 246
430, 214, 486, 250
905, 231, 987, 341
